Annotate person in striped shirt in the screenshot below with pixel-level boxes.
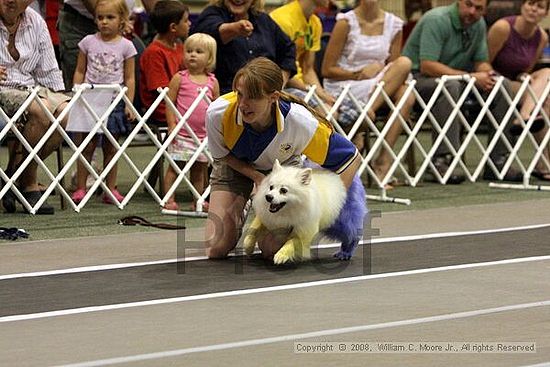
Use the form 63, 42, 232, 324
0, 0, 70, 214
205, 57, 360, 259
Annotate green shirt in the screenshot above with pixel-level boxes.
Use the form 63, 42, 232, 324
402, 3, 488, 72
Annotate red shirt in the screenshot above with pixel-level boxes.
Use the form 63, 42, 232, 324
139, 40, 184, 123
45, 0, 59, 45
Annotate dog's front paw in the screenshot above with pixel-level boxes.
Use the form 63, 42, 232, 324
273, 244, 295, 265
243, 235, 257, 255
273, 252, 292, 264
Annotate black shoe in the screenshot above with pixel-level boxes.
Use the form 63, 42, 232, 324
509, 116, 545, 136
1, 180, 16, 213
21, 190, 54, 215
425, 155, 465, 185
483, 156, 523, 182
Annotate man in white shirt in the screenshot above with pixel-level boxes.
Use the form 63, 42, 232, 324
1, 0, 70, 214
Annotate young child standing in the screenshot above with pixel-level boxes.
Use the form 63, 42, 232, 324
67, 0, 137, 204
164, 33, 219, 212
138, 0, 190, 194
139, 0, 190, 126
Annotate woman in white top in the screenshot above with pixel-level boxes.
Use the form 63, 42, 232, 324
322, 0, 414, 185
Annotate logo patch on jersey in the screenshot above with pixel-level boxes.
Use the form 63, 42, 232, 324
279, 143, 294, 158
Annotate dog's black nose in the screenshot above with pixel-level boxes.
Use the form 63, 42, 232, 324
265, 194, 273, 203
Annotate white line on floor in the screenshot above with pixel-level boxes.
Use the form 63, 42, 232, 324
0, 258, 188, 281
2, 222, 549, 281
2, 254, 550, 324
54, 299, 550, 367
354, 222, 550, 244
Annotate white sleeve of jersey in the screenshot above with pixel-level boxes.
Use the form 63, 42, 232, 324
206, 98, 230, 159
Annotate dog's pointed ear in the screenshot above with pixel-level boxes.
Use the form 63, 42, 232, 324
273, 159, 282, 172
299, 168, 312, 185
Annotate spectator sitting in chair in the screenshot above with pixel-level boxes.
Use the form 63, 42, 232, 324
402, 0, 523, 184
321, 0, 416, 186
1, 0, 70, 215
487, 0, 550, 181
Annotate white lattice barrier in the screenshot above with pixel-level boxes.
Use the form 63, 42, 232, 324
66, 84, 140, 211
305, 82, 418, 205
0, 83, 214, 215
2, 76, 550, 215
306, 73, 550, 202
0, 87, 74, 214
159, 86, 213, 217
489, 74, 550, 191
426, 74, 550, 189
72, 84, 214, 215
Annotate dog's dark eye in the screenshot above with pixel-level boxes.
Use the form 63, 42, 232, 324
280, 187, 288, 194
269, 185, 274, 190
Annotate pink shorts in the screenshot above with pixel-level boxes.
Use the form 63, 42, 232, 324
167, 134, 208, 163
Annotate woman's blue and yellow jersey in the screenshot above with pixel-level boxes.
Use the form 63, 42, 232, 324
207, 92, 358, 173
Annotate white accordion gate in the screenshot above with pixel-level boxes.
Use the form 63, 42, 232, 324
1, 74, 549, 215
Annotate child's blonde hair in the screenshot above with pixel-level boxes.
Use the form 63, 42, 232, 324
185, 33, 218, 72
95, 0, 131, 32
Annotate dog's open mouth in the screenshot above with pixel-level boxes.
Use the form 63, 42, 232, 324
269, 202, 286, 213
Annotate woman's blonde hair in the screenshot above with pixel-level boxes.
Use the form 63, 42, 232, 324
233, 57, 332, 128
233, 57, 283, 99
184, 33, 218, 72
210, 0, 265, 14
95, 0, 130, 31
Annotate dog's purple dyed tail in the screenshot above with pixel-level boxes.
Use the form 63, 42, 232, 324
323, 175, 367, 260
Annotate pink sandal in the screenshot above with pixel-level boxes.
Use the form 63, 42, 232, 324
163, 201, 180, 211
71, 189, 87, 204
103, 189, 124, 205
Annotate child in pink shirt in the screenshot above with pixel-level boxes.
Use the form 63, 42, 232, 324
164, 33, 219, 211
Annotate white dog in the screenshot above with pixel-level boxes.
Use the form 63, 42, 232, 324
243, 160, 366, 264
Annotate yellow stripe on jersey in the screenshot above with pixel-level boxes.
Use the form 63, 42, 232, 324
275, 102, 284, 132
302, 121, 331, 165
220, 92, 243, 150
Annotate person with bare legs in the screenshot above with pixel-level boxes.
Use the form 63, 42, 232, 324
403, 0, 523, 184
205, 57, 360, 259
163, 33, 219, 211
67, 0, 137, 205
1, 0, 70, 214
488, 0, 550, 180
322, 0, 415, 186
